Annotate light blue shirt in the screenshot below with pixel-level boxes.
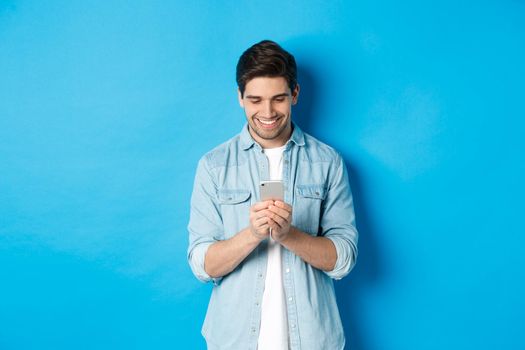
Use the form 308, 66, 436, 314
187, 123, 358, 350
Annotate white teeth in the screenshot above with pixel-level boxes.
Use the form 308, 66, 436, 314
258, 119, 277, 125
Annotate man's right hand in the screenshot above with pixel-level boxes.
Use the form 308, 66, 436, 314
204, 200, 274, 278
249, 200, 274, 241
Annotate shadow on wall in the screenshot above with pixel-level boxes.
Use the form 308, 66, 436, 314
292, 63, 317, 133
295, 64, 383, 350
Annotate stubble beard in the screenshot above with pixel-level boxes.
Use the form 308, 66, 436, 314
249, 114, 291, 142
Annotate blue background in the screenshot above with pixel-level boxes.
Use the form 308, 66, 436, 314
1, 1, 524, 349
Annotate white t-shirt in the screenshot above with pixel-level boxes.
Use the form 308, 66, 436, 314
258, 145, 289, 350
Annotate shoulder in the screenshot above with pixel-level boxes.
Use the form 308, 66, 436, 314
198, 133, 244, 171
301, 131, 343, 165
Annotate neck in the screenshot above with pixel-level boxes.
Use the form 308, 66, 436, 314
250, 124, 293, 149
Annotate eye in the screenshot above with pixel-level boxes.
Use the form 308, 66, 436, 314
274, 97, 286, 103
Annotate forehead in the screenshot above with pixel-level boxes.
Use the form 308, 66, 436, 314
244, 76, 290, 97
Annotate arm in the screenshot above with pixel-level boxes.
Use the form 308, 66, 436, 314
204, 228, 259, 278
267, 155, 358, 279
204, 201, 275, 278
188, 156, 255, 283
206, 230, 338, 278
267, 201, 337, 271
188, 155, 278, 281
187, 157, 224, 284
265, 201, 337, 272
280, 226, 337, 272
318, 155, 359, 279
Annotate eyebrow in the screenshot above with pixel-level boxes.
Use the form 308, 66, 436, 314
245, 93, 289, 100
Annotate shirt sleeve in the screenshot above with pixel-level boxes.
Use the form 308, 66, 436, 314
187, 156, 224, 285
320, 154, 359, 280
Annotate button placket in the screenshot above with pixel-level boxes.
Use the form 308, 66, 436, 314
283, 148, 299, 344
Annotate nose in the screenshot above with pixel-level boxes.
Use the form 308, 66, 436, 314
262, 101, 275, 118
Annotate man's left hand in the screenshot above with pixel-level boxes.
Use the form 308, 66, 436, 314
267, 201, 293, 242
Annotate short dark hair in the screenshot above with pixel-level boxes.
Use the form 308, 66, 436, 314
236, 40, 297, 97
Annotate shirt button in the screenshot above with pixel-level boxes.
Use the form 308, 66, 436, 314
285, 268, 290, 273
258, 273, 263, 278
291, 324, 296, 329
251, 327, 256, 333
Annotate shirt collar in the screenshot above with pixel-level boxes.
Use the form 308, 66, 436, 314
239, 122, 306, 151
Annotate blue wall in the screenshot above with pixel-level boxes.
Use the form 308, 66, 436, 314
1, 1, 524, 349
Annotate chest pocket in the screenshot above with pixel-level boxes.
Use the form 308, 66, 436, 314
294, 184, 326, 235
218, 189, 252, 238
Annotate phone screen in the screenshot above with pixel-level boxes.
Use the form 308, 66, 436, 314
260, 181, 284, 201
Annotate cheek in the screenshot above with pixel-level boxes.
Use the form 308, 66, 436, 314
243, 106, 256, 117
277, 105, 292, 116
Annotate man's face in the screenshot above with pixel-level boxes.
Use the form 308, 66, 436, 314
238, 76, 299, 148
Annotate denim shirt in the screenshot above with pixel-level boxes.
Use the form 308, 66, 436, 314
187, 123, 358, 350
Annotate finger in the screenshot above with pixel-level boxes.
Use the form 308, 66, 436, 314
252, 209, 272, 221
267, 218, 281, 231
258, 223, 270, 235
268, 205, 291, 221
254, 215, 269, 226
252, 224, 270, 239
260, 223, 270, 231
274, 201, 292, 212
267, 212, 286, 228
251, 200, 274, 212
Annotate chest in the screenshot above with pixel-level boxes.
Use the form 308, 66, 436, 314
214, 150, 331, 237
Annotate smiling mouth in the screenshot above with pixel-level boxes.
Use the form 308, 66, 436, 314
255, 117, 280, 129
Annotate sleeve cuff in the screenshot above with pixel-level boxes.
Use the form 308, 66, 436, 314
188, 241, 223, 286
325, 234, 357, 280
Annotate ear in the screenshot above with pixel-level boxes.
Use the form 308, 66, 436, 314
237, 88, 244, 108
291, 84, 300, 105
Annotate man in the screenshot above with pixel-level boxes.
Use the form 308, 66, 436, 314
188, 40, 358, 350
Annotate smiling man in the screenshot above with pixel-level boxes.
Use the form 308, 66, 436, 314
241, 76, 296, 148
188, 40, 358, 350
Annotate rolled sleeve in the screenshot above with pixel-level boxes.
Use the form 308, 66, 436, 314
325, 228, 358, 280
188, 240, 222, 285
320, 154, 359, 280
187, 156, 224, 285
